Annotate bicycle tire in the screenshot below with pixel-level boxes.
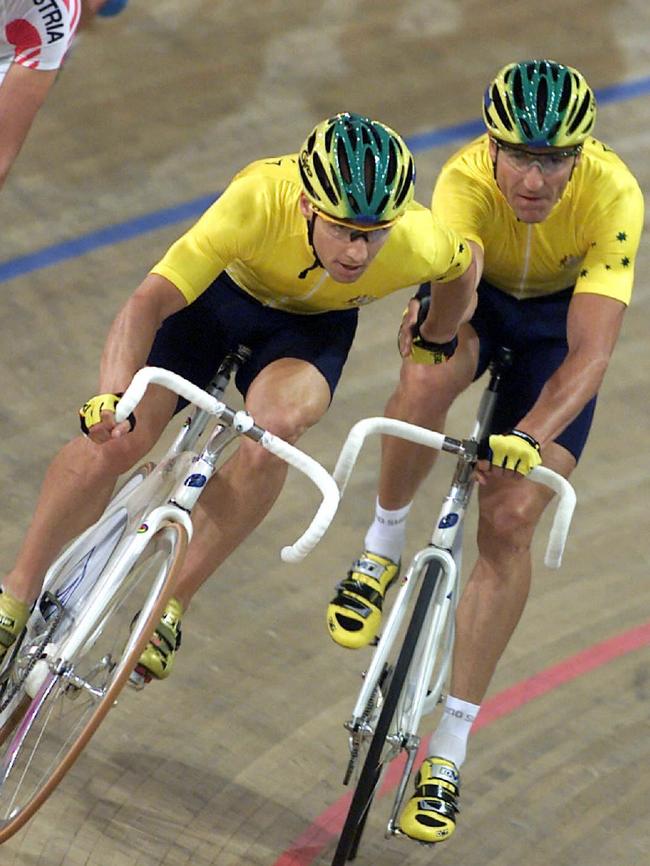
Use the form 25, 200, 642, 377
0, 521, 187, 843
0, 463, 156, 744
332, 559, 443, 865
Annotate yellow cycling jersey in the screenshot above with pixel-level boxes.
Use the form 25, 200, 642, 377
151, 154, 472, 314
431, 134, 644, 304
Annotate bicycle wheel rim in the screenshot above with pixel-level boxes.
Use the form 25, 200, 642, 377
0, 510, 132, 747
0, 522, 187, 843
332, 561, 441, 865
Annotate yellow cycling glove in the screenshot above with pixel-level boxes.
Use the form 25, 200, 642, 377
410, 333, 458, 365
488, 429, 542, 476
79, 393, 136, 435
407, 294, 458, 365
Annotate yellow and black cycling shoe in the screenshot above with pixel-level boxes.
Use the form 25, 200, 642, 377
326, 552, 399, 649
0, 590, 30, 662
131, 597, 183, 687
399, 756, 460, 843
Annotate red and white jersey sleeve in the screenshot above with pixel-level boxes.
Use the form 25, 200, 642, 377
0, 0, 81, 82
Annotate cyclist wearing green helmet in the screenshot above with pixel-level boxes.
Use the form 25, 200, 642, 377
332, 62, 643, 845
296, 112, 417, 282
299, 112, 415, 226
0, 112, 481, 684
483, 59, 596, 149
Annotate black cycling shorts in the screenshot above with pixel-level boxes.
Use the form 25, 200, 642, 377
147, 272, 359, 409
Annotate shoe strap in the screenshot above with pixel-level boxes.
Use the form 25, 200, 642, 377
422, 759, 460, 789
415, 788, 459, 817
0, 626, 17, 650
334, 577, 384, 610
352, 556, 392, 582
152, 620, 182, 656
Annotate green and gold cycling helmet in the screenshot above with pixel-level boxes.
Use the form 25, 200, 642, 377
482, 60, 596, 148
299, 112, 415, 229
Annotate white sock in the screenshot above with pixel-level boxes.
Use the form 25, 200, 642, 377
363, 499, 412, 564
427, 695, 481, 769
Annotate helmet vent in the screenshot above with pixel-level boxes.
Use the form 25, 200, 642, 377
376, 192, 390, 214
299, 164, 316, 200
347, 193, 361, 215
519, 117, 533, 139
567, 91, 591, 134
558, 74, 572, 112
363, 149, 376, 202
343, 119, 358, 148
313, 152, 339, 206
385, 142, 398, 185
512, 68, 525, 109
337, 138, 352, 184
537, 76, 548, 128
394, 157, 414, 208
492, 85, 514, 130
368, 124, 383, 149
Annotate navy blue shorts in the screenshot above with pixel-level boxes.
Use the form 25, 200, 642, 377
469, 280, 596, 461
147, 272, 359, 408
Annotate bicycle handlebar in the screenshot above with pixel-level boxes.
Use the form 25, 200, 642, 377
115, 367, 340, 562
116, 367, 226, 420
331, 416, 576, 569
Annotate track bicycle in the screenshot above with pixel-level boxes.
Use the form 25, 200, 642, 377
324, 348, 577, 864
0, 346, 339, 843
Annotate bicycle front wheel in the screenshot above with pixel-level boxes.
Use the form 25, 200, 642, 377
332, 561, 442, 865
0, 462, 156, 745
0, 521, 187, 844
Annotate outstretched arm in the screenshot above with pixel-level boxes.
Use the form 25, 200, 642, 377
0, 64, 58, 190
420, 240, 484, 343
398, 240, 483, 357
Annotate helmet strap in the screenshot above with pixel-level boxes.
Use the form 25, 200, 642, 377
298, 212, 323, 280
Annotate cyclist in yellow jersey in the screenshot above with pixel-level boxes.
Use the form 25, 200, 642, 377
328, 63, 644, 844
0, 112, 481, 681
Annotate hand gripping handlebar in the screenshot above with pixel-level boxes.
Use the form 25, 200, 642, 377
330, 417, 576, 569
115, 367, 340, 562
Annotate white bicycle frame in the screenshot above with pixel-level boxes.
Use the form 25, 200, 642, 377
330, 414, 575, 830
5, 357, 341, 708
294, 355, 576, 843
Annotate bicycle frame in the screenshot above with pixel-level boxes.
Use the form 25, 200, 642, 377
320, 349, 577, 855
33, 347, 341, 685
0, 346, 343, 843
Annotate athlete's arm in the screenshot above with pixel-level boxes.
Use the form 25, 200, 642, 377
398, 241, 483, 357
86, 275, 188, 443
421, 240, 483, 342
515, 292, 626, 448
0, 64, 58, 190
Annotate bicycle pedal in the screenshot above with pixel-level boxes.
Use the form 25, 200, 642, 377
128, 665, 151, 691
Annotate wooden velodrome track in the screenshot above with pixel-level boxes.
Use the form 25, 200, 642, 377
1, 2, 649, 864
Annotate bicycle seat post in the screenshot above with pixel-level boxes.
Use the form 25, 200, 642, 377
173, 346, 253, 455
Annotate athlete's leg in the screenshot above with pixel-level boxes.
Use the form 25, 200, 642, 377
170, 357, 332, 609
449, 441, 576, 707
400, 442, 575, 843
377, 322, 480, 512
2, 386, 177, 604
326, 325, 479, 650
